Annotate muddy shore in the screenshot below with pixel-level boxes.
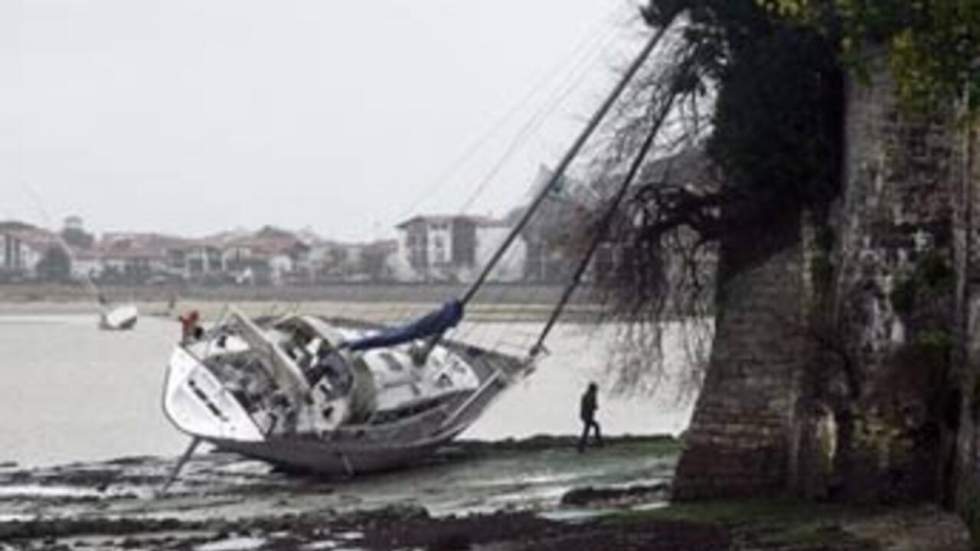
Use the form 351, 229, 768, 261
0, 435, 969, 550
0, 436, 684, 550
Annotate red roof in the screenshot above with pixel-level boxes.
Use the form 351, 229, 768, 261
98, 233, 188, 260
223, 235, 308, 257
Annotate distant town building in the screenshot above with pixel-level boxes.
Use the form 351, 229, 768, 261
221, 226, 310, 286
361, 239, 399, 282
180, 242, 226, 282
0, 215, 531, 286
98, 232, 188, 283
506, 166, 592, 283
0, 226, 56, 280
307, 239, 398, 283
60, 216, 95, 251
70, 249, 103, 281
395, 215, 526, 283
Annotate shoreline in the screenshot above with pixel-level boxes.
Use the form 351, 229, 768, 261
0, 434, 968, 550
0, 435, 681, 549
0, 300, 601, 324
0, 283, 606, 323
0, 282, 598, 305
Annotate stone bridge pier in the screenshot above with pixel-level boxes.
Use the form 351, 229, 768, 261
673, 50, 975, 504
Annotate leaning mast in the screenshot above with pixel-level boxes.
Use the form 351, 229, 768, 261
419, 16, 679, 360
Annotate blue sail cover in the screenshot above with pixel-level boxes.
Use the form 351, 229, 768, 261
347, 299, 464, 352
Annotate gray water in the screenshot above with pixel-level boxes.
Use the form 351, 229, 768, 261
0, 310, 694, 467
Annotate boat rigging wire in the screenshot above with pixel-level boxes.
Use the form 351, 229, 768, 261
529, 69, 685, 359
385, 6, 639, 330
455, 24, 623, 215
459, 23, 675, 309
415, 15, 682, 363
398, 1, 633, 221
385, 24, 626, 336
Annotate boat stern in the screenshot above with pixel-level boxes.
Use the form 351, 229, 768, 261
162, 345, 264, 443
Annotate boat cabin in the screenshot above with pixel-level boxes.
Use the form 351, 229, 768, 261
183, 310, 480, 439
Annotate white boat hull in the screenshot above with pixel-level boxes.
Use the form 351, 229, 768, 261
162, 314, 527, 476
212, 434, 452, 475
100, 304, 139, 331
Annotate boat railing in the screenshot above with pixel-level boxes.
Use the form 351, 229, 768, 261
436, 369, 505, 433
436, 346, 539, 435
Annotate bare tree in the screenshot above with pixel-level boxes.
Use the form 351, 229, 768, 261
564, 24, 722, 397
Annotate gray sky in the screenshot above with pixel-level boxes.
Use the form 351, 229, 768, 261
3, 0, 647, 241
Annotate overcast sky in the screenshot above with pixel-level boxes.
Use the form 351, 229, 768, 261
2, 0, 648, 241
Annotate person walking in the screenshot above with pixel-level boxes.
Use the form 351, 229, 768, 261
578, 382, 603, 452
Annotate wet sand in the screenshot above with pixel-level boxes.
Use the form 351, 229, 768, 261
0, 436, 689, 550
2, 436, 967, 550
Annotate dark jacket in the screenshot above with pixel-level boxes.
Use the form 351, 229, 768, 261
580, 389, 597, 421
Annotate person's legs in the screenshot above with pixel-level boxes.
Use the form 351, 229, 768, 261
592, 420, 604, 447
578, 419, 590, 452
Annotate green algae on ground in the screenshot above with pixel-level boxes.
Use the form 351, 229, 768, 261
451, 434, 680, 458
601, 498, 881, 549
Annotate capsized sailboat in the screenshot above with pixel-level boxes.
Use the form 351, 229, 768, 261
163, 303, 525, 475
160, 15, 683, 484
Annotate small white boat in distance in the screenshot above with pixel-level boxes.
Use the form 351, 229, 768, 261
100, 304, 139, 331
162, 306, 529, 476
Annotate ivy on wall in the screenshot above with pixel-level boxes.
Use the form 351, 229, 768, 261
763, 0, 980, 117
654, 0, 845, 225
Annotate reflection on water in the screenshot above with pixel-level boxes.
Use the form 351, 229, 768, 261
0, 312, 693, 467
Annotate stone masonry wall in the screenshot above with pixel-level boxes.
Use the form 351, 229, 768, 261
954, 107, 980, 529
672, 210, 809, 500
833, 49, 958, 502
673, 48, 960, 502
836, 50, 956, 384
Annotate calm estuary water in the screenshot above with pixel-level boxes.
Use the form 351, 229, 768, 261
0, 308, 694, 467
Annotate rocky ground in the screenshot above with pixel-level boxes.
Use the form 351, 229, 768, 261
0, 437, 971, 550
